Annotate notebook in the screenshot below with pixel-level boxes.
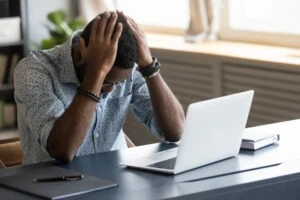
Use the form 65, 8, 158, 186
120, 90, 254, 174
241, 129, 280, 150
0, 166, 117, 199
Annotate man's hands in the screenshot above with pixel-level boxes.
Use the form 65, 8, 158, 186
118, 11, 153, 68
79, 12, 123, 80
118, 11, 184, 142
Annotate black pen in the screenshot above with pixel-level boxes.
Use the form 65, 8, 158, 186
34, 174, 84, 182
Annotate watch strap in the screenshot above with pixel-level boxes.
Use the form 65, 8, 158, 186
138, 57, 161, 78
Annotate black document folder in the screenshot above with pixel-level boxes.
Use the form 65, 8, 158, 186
0, 166, 117, 199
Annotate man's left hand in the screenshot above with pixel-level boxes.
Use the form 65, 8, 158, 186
118, 11, 153, 67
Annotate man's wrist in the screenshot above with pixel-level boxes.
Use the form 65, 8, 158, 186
138, 57, 161, 78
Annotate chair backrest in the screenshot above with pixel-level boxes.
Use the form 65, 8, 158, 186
125, 134, 135, 148
0, 159, 6, 168
0, 141, 23, 167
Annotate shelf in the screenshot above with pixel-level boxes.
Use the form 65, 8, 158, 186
0, 84, 14, 90
0, 85, 14, 101
0, 40, 24, 47
0, 0, 26, 143
0, 128, 19, 144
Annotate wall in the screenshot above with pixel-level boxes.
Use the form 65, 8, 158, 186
26, 0, 74, 48
124, 47, 300, 145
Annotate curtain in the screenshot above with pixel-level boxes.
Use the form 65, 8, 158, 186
78, 0, 117, 24
185, 0, 222, 43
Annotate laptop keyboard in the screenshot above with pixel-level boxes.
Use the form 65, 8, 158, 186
148, 157, 177, 170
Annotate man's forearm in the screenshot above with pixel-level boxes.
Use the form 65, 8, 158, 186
47, 74, 104, 163
146, 74, 185, 142
47, 95, 98, 163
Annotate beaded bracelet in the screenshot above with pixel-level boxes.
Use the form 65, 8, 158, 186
77, 87, 100, 102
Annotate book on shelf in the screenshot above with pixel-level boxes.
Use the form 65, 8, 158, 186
0, 0, 9, 18
0, 54, 8, 85
8, 53, 20, 84
0, 53, 20, 85
241, 129, 280, 150
0, 100, 16, 129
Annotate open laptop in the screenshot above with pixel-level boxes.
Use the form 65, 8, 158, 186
120, 90, 254, 174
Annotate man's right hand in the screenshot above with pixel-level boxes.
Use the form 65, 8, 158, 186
79, 12, 123, 80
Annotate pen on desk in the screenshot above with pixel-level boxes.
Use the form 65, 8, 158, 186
34, 174, 84, 182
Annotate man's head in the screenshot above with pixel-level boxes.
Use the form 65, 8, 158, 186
81, 12, 137, 69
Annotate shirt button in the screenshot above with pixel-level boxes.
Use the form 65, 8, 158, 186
95, 133, 99, 138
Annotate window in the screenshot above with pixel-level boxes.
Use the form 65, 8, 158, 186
220, 0, 300, 48
115, 0, 189, 34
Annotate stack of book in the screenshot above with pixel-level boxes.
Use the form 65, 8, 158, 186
0, 53, 19, 85
241, 130, 280, 150
0, 101, 16, 129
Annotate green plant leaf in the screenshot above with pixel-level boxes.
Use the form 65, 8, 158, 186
47, 10, 73, 36
47, 10, 66, 25
39, 9, 85, 49
57, 21, 74, 36
68, 18, 84, 31
49, 29, 65, 38
40, 38, 57, 49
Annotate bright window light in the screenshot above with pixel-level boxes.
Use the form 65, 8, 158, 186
116, 0, 189, 30
229, 0, 300, 35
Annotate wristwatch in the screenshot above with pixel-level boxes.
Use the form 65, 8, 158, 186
138, 57, 161, 78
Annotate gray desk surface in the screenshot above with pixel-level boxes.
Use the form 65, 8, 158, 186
1, 119, 300, 200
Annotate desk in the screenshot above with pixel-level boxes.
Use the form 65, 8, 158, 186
0, 119, 300, 199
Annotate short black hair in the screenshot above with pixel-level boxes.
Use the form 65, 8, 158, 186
81, 12, 137, 69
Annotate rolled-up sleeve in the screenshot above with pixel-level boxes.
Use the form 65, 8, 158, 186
14, 58, 65, 153
130, 68, 164, 140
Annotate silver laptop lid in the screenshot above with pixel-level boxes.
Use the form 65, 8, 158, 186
174, 90, 254, 174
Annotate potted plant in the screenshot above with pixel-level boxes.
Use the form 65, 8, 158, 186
40, 9, 84, 49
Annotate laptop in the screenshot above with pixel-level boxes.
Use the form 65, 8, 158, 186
120, 90, 254, 174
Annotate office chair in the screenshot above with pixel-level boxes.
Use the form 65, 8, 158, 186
0, 141, 23, 167
0, 159, 5, 168
125, 134, 135, 148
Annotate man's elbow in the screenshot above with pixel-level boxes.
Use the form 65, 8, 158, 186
164, 126, 183, 142
53, 151, 75, 163
164, 133, 181, 143
48, 143, 75, 163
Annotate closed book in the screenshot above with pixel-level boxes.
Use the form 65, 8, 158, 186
0, 100, 4, 128
0, 54, 8, 84
8, 53, 20, 84
0, 0, 9, 17
241, 130, 280, 150
3, 102, 16, 127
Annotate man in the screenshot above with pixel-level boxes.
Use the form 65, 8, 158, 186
14, 11, 185, 164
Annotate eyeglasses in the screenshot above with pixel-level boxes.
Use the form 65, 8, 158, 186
102, 79, 126, 88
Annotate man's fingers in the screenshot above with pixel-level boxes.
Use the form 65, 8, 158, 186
97, 12, 110, 39
90, 16, 101, 43
126, 18, 142, 39
117, 10, 127, 20
105, 12, 118, 39
112, 22, 123, 44
127, 17, 138, 29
